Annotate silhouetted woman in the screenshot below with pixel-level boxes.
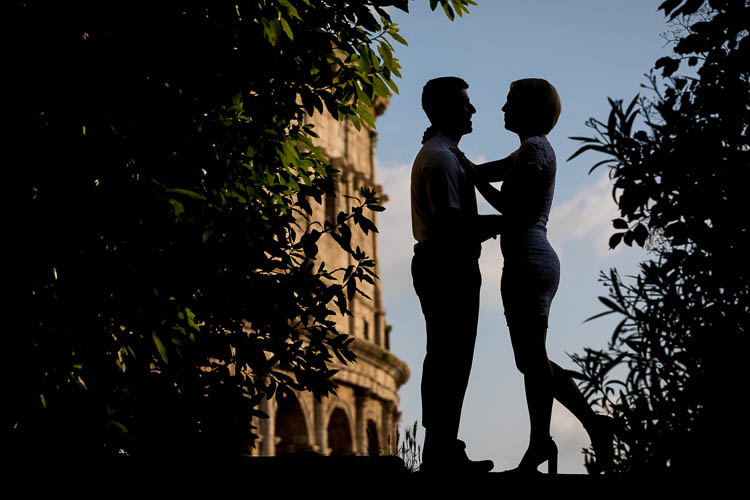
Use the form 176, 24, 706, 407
453, 79, 614, 474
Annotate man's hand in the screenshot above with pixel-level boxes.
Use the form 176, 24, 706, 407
477, 214, 504, 243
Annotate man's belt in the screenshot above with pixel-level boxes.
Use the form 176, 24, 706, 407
414, 239, 481, 258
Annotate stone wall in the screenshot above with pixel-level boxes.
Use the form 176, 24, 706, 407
252, 99, 409, 457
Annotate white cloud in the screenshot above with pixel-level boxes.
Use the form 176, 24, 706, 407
548, 172, 620, 258
551, 401, 591, 473
478, 233, 504, 313
378, 163, 416, 300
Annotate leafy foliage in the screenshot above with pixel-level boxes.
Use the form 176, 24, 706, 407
20, 0, 475, 457
396, 421, 423, 472
572, 264, 713, 472
569, 0, 749, 472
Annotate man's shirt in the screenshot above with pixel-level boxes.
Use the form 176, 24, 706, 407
411, 133, 478, 244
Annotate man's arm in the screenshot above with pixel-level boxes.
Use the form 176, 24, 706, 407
432, 209, 504, 246
424, 151, 504, 248
472, 174, 506, 215
475, 214, 505, 242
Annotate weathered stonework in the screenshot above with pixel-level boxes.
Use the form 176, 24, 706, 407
252, 99, 409, 457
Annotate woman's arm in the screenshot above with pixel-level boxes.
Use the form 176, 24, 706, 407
451, 148, 508, 214
469, 167, 507, 214
474, 152, 516, 182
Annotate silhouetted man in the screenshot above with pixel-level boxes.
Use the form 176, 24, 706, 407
411, 77, 502, 472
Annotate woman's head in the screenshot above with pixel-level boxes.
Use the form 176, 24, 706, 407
502, 78, 561, 137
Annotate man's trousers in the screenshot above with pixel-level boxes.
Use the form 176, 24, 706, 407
412, 245, 481, 442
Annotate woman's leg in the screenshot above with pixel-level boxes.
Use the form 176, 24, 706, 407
508, 315, 554, 448
549, 360, 597, 431
549, 360, 615, 471
507, 305, 613, 471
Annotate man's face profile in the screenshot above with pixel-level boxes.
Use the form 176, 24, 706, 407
452, 88, 476, 136
440, 88, 476, 138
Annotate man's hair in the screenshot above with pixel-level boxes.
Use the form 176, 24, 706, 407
509, 78, 562, 135
421, 76, 469, 126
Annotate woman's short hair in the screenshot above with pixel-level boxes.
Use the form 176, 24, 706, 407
422, 76, 469, 126
510, 78, 561, 135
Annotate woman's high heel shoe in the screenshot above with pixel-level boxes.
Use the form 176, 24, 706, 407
514, 437, 558, 475
587, 415, 615, 474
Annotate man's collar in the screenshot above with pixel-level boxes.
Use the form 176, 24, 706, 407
435, 132, 459, 148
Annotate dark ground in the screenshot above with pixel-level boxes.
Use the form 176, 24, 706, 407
7, 456, 734, 498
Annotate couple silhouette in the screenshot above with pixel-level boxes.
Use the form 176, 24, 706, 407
410, 76, 614, 474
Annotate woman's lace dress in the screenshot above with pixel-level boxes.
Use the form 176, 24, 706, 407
498, 136, 560, 320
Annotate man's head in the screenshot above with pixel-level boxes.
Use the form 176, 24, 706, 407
421, 76, 475, 140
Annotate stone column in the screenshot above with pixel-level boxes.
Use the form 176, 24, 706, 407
249, 415, 260, 456
368, 128, 377, 180
374, 311, 386, 348
314, 398, 329, 456
259, 396, 276, 456
341, 164, 353, 213
381, 401, 395, 455
354, 389, 370, 456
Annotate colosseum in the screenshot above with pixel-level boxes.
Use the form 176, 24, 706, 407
250, 98, 410, 457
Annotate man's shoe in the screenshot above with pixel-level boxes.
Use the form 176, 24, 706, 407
455, 439, 494, 472
419, 439, 494, 473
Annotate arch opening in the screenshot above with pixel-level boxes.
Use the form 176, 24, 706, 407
275, 394, 311, 455
366, 420, 380, 456
327, 408, 353, 456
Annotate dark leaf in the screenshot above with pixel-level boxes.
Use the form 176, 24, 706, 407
658, 0, 683, 16
598, 296, 628, 315
567, 143, 611, 162
583, 309, 617, 323
633, 224, 649, 247
613, 218, 629, 230
357, 216, 378, 235
672, 0, 706, 19
301, 230, 321, 259
609, 232, 624, 249
655, 56, 680, 76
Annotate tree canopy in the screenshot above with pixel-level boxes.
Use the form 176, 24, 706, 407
20, 0, 477, 458
569, 0, 749, 473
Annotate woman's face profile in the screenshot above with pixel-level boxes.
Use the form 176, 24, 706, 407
502, 87, 523, 133
502, 86, 536, 137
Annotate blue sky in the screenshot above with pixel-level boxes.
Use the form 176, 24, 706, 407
373, 1, 672, 473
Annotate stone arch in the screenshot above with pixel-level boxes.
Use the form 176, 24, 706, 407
366, 419, 380, 456
327, 407, 354, 456
275, 393, 311, 455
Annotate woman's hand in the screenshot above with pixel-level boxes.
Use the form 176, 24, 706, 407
451, 146, 507, 214
450, 147, 477, 178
